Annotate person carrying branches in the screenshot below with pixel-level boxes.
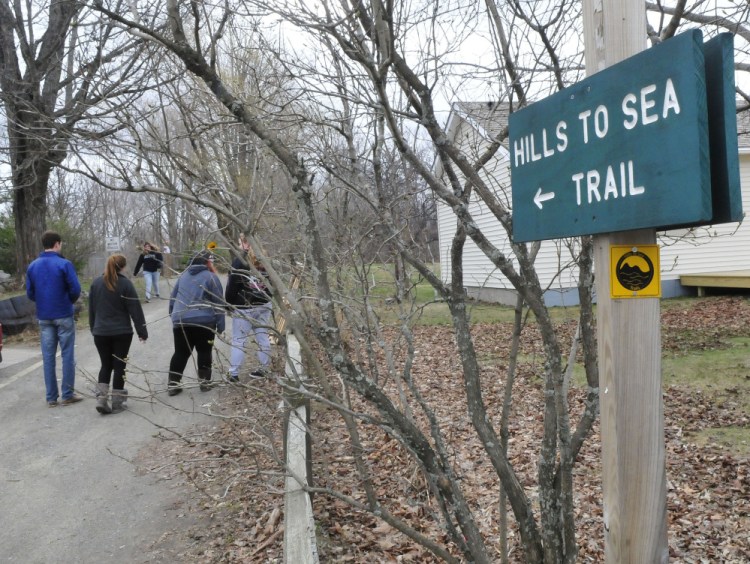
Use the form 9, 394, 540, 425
225, 237, 273, 381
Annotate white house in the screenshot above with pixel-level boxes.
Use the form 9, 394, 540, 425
436, 101, 750, 306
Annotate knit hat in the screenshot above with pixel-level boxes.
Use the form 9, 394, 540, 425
190, 250, 214, 266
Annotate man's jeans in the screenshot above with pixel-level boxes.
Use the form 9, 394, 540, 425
143, 271, 160, 299
39, 317, 76, 402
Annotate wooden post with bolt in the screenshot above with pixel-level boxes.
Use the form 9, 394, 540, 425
582, 1, 669, 562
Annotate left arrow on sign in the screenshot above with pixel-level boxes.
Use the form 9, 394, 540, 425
534, 187, 555, 210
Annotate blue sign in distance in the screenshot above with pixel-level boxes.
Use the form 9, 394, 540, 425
510, 30, 711, 242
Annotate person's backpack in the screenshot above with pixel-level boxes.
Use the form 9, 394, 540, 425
239, 269, 271, 304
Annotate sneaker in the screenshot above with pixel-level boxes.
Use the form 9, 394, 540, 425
199, 380, 213, 392
60, 394, 84, 406
227, 374, 239, 383
250, 368, 268, 378
167, 381, 182, 396
48, 400, 58, 408
145, 298, 150, 303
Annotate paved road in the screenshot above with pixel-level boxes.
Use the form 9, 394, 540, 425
0, 290, 229, 563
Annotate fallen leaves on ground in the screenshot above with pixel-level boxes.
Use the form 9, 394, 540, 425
141, 296, 750, 562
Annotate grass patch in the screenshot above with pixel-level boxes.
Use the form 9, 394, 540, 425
378, 297, 581, 327
691, 426, 750, 457
359, 262, 581, 326
663, 339, 750, 455
663, 337, 750, 401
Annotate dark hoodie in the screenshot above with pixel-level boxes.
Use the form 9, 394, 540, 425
225, 256, 272, 307
133, 250, 163, 275
88, 273, 148, 339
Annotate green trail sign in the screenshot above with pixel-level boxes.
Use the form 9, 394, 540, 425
693, 33, 742, 226
509, 29, 739, 243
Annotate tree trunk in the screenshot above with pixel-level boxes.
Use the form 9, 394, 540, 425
7, 102, 62, 274
13, 164, 51, 275
0, 0, 80, 275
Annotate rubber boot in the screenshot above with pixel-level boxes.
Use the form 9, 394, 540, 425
111, 389, 127, 413
198, 368, 213, 392
95, 383, 112, 415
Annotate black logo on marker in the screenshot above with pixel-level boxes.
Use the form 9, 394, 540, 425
615, 250, 654, 291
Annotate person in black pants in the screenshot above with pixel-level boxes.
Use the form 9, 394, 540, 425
89, 254, 148, 414
167, 251, 225, 395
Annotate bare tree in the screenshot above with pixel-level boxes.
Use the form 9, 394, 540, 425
0, 0, 159, 274
86, 1, 750, 562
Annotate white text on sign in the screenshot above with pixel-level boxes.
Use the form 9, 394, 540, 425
572, 161, 645, 205
512, 78, 682, 167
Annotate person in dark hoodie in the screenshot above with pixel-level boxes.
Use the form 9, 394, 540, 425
89, 254, 148, 414
225, 237, 273, 381
167, 250, 225, 395
133, 242, 163, 302
26, 231, 83, 407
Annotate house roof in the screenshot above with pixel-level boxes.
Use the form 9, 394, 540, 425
454, 100, 750, 150
451, 101, 511, 142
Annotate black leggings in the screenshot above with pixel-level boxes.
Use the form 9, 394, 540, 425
168, 325, 215, 382
94, 333, 134, 390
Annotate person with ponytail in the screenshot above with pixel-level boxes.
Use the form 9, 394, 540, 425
88, 254, 148, 414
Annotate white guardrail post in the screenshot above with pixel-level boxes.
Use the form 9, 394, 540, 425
283, 334, 319, 564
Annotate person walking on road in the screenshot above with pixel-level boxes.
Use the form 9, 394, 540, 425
167, 251, 225, 395
133, 242, 163, 302
26, 230, 83, 407
89, 254, 149, 414
225, 237, 273, 381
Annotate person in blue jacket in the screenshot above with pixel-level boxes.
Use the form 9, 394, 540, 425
26, 231, 83, 407
167, 250, 225, 395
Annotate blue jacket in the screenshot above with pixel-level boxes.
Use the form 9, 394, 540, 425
26, 251, 82, 320
169, 265, 225, 332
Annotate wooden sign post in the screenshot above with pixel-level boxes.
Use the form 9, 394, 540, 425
583, 2, 668, 562
507, 1, 739, 559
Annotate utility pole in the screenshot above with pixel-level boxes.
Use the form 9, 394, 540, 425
582, 2, 669, 562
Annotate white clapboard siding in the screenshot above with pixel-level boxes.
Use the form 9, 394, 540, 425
438, 109, 581, 298
659, 152, 750, 280
437, 102, 750, 305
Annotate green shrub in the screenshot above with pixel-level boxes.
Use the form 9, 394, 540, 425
0, 214, 17, 275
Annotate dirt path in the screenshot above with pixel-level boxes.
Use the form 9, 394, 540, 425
0, 292, 225, 563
